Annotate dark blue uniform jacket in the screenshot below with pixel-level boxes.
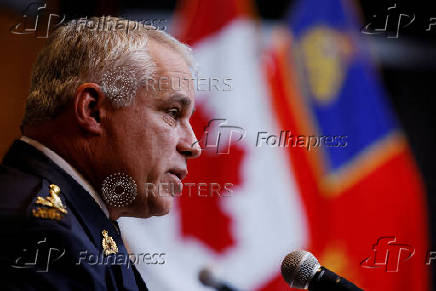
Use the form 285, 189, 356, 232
0, 140, 148, 290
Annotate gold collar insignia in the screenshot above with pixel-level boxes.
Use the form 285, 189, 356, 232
36, 184, 68, 213
102, 230, 118, 256
33, 184, 68, 220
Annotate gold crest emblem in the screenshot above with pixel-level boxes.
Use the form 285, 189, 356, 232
32, 207, 63, 220
33, 184, 68, 220
36, 184, 68, 214
102, 230, 118, 256
299, 26, 353, 104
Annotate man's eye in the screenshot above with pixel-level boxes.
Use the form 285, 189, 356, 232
167, 108, 180, 119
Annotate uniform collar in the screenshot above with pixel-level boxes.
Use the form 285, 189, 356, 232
19, 136, 110, 218
2, 139, 146, 289
2, 139, 120, 248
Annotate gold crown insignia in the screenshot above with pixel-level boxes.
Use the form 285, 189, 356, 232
33, 184, 68, 220
102, 230, 118, 256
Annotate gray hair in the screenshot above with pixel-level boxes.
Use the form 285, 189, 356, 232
22, 16, 194, 126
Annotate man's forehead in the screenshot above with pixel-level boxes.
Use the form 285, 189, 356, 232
139, 42, 195, 107
150, 69, 195, 99
148, 41, 191, 75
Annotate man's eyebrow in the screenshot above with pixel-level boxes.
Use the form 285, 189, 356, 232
163, 93, 195, 116
168, 93, 192, 107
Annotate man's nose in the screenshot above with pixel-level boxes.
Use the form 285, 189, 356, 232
177, 124, 201, 159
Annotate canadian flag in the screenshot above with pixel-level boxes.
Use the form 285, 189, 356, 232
120, 0, 307, 290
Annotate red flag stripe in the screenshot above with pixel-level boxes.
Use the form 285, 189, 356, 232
174, 0, 254, 45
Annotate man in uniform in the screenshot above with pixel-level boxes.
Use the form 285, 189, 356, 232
0, 16, 201, 290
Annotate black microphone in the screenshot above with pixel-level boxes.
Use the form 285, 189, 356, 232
198, 266, 237, 291
281, 250, 364, 291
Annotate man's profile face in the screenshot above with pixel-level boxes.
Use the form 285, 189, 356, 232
103, 42, 200, 218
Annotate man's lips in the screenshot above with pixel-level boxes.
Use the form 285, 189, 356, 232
165, 168, 187, 195
166, 172, 183, 195
168, 168, 187, 181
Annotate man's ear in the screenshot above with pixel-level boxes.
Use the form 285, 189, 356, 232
74, 83, 107, 135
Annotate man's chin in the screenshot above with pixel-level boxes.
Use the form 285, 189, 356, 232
149, 194, 174, 217
119, 193, 174, 218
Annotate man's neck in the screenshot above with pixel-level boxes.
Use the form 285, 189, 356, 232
20, 135, 111, 219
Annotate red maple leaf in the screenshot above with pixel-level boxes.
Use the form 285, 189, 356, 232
177, 103, 245, 254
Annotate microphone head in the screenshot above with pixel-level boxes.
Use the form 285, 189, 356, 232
198, 266, 217, 288
281, 250, 321, 289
